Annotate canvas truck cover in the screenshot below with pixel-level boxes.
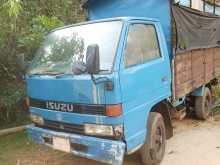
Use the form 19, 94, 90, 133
83, 0, 172, 59
172, 5, 220, 53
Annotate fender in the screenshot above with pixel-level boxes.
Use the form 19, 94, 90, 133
151, 100, 173, 139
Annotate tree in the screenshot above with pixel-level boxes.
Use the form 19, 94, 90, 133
0, 0, 85, 81
0, 0, 85, 127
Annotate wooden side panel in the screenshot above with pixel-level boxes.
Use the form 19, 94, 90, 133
214, 48, 220, 77
174, 51, 193, 98
204, 49, 214, 83
174, 48, 219, 99
191, 50, 205, 88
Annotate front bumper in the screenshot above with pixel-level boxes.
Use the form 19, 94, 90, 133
26, 125, 125, 165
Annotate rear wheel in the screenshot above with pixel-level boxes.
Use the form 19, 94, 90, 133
195, 87, 212, 120
140, 112, 166, 165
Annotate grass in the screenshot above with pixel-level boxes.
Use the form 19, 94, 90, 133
0, 131, 36, 165
0, 131, 85, 165
0, 131, 59, 165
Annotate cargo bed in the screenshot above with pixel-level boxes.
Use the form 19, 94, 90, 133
174, 47, 220, 99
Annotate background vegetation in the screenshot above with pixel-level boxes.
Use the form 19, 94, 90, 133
1, 0, 220, 129
0, 0, 85, 128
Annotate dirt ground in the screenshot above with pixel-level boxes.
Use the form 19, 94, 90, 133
126, 117, 220, 165
1, 117, 220, 165
162, 117, 220, 165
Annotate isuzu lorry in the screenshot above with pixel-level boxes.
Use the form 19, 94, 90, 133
25, 0, 220, 165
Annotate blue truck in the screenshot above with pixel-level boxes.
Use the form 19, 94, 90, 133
24, 0, 220, 165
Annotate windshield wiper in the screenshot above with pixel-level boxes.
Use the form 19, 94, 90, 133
54, 73, 72, 78
28, 71, 69, 77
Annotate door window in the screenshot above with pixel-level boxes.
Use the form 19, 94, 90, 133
124, 24, 161, 68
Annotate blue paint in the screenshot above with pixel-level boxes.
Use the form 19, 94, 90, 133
26, 16, 172, 164
26, 73, 121, 105
119, 19, 172, 150
191, 85, 205, 97
26, 0, 172, 162
30, 107, 123, 125
26, 1, 219, 164
27, 125, 125, 165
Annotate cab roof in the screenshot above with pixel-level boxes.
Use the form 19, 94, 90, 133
82, 0, 172, 58
52, 17, 159, 32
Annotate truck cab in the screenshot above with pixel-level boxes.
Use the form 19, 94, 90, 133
25, 0, 220, 164
26, 17, 172, 165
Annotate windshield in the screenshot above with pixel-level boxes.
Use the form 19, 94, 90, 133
28, 21, 123, 75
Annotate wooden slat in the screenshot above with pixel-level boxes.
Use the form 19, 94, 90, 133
174, 47, 220, 99
175, 71, 192, 85
174, 51, 193, 98
204, 49, 214, 83
214, 48, 220, 59
214, 59, 220, 68
175, 80, 193, 98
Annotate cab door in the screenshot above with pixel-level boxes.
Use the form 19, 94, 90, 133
119, 21, 171, 151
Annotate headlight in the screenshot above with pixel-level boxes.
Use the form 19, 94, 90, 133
84, 124, 123, 138
30, 114, 44, 125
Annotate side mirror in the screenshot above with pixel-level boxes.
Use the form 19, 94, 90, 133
86, 44, 100, 74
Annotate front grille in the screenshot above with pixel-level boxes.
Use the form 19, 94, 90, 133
30, 98, 106, 116
38, 120, 85, 135
37, 120, 122, 140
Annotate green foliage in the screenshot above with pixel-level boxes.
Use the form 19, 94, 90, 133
0, 0, 85, 128
0, 83, 24, 108
32, 15, 65, 32
18, 15, 65, 57
29, 33, 85, 74
0, 81, 28, 128
3, 0, 22, 18
0, 0, 85, 80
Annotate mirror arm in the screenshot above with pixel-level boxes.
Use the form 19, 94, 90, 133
90, 74, 112, 85
91, 74, 97, 84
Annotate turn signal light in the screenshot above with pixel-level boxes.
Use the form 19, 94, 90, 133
106, 104, 122, 117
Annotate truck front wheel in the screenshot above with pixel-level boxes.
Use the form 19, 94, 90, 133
195, 87, 212, 120
140, 112, 166, 165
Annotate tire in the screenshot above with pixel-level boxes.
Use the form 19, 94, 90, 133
140, 112, 166, 165
195, 87, 212, 120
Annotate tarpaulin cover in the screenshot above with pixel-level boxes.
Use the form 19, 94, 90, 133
172, 5, 220, 53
